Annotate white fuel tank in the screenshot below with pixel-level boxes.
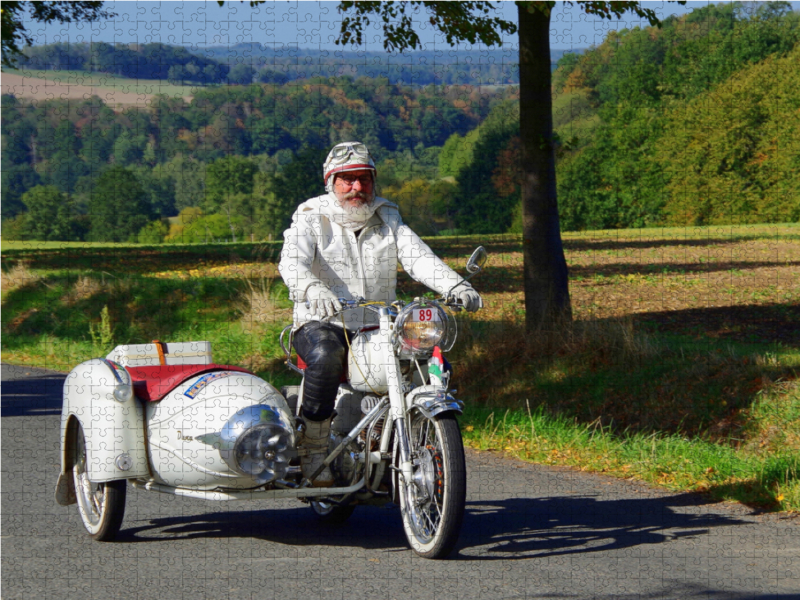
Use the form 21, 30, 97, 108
347, 329, 393, 393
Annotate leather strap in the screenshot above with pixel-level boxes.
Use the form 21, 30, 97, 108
152, 340, 167, 366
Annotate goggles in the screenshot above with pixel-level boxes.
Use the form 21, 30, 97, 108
328, 142, 370, 165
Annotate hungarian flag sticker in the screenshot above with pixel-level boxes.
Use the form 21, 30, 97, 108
428, 346, 445, 386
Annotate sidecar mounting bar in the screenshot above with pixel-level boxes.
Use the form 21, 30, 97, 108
130, 478, 366, 501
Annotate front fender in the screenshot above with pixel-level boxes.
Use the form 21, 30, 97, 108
58, 359, 149, 488
406, 385, 464, 419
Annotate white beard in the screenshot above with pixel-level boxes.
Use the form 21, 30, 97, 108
323, 192, 377, 230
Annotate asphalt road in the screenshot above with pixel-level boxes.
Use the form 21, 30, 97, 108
2, 363, 798, 600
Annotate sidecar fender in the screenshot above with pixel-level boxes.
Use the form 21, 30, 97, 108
406, 385, 464, 419
58, 359, 149, 498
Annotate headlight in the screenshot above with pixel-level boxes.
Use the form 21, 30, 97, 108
219, 405, 295, 484
395, 301, 456, 357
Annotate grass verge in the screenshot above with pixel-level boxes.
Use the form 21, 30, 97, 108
453, 316, 800, 511
461, 399, 800, 511
2, 227, 798, 511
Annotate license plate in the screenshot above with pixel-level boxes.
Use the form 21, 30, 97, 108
413, 308, 440, 322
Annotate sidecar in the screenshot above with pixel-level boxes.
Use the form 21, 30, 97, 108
55, 341, 297, 539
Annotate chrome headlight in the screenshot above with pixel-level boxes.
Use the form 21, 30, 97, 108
395, 301, 456, 357
219, 405, 295, 484
101, 359, 133, 403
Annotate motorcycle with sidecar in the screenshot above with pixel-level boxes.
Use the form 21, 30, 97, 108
55, 247, 487, 558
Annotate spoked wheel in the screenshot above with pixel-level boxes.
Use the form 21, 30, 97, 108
309, 499, 357, 524
72, 423, 126, 541
399, 412, 466, 559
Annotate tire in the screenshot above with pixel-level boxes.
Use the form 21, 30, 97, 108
72, 423, 127, 541
309, 499, 357, 524
398, 413, 466, 559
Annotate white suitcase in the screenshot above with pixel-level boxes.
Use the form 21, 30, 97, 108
106, 341, 213, 367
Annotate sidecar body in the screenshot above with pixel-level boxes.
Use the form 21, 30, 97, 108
56, 342, 296, 505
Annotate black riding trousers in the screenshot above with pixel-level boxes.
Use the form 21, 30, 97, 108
293, 321, 348, 422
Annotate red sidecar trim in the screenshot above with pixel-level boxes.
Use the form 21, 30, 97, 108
127, 364, 253, 402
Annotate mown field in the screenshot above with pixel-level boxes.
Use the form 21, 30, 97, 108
2, 225, 799, 510
1, 69, 195, 107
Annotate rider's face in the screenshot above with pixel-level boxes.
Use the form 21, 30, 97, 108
333, 169, 375, 208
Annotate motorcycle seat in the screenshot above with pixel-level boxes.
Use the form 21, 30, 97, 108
126, 364, 253, 402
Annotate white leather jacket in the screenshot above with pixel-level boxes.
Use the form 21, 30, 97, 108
279, 193, 470, 330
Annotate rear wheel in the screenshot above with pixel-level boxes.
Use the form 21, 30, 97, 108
73, 423, 126, 541
398, 413, 466, 559
309, 499, 356, 524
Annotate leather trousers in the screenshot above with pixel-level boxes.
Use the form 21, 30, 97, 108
293, 321, 348, 422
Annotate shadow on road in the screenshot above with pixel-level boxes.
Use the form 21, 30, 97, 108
118, 501, 409, 551
1, 368, 65, 417
117, 490, 749, 563
458, 494, 748, 559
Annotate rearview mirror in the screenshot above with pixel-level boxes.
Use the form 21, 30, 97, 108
466, 246, 488, 274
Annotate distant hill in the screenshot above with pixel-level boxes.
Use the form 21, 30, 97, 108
11, 41, 583, 87
196, 44, 581, 84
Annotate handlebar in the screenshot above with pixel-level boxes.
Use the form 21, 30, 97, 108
305, 296, 465, 315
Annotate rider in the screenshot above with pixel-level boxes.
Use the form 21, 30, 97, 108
278, 141, 482, 486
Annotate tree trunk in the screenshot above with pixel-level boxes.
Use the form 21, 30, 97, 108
518, 3, 572, 330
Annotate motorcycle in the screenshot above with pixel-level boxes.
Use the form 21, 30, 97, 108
55, 246, 487, 559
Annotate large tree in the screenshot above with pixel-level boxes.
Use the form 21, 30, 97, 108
88, 166, 153, 242
335, 1, 683, 330
21, 185, 76, 241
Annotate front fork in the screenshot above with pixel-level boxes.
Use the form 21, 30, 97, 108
377, 308, 416, 488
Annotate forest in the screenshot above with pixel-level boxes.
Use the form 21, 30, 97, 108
2, 1, 799, 243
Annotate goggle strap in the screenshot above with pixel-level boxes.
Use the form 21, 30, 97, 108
325, 164, 375, 181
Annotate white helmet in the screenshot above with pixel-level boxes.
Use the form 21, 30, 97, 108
323, 142, 376, 193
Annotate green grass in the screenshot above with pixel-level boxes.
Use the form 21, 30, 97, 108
3, 226, 799, 511
461, 397, 800, 510
448, 313, 800, 511
1, 241, 283, 273
0, 269, 298, 387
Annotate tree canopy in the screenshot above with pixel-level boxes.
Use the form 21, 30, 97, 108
333, 0, 684, 329
1, 1, 112, 66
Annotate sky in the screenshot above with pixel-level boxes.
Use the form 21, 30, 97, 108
22, 0, 712, 52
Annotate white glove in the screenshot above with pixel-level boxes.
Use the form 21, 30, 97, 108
458, 287, 483, 312
305, 284, 342, 319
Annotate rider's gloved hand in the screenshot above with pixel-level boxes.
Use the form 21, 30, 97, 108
306, 284, 342, 319
458, 286, 483, 312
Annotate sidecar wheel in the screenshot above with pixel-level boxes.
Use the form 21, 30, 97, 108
399, 413, 466, 559
72, 423, 126, 541
309, 499, 356, 524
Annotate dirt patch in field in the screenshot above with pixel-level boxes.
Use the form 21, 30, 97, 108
1, 72, 191, 108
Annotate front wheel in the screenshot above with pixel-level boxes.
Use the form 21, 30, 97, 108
73, 423, 126, 541
398, 413, 466, 559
